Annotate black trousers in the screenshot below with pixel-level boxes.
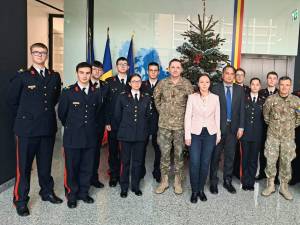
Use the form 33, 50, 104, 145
241, 141, 260, 187
63, 147, 95, 201
120, 141, 145, 191
141, 133, 161, 178
210, 123, 237, 185
13, 136, 55, 207
91, 125, 105, 183
108, 130, 121, 179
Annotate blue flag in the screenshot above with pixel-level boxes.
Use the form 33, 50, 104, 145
127, 37, 134, 76
101, 35, 113, 81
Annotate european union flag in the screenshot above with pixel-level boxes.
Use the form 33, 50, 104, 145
127, 37, 134, 76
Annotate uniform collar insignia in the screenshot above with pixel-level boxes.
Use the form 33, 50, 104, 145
30, 69, 36, 76
74, 86, 80, 92
91, 86, 95, 92
128, 93, 132, 97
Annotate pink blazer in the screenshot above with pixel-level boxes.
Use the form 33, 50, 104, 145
184, 92, 221, 140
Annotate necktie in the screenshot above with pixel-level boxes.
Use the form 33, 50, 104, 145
226, 86, 232, 121
40, 70, 44, 78
252, 96, 256, 103
134, 93, 138, 102
94, 82, 98, 87
82, 88, 87, 95
121, 79, 125, 85
269, 91, 273, 95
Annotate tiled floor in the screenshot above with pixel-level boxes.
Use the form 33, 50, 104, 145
1, 135, 300, 225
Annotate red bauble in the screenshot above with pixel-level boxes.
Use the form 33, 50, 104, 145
193, 54, 203, 64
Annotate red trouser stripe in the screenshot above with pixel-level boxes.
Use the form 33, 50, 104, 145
62, 147, 71, 194
239, 141, 243, 179
13, 136, 20, 201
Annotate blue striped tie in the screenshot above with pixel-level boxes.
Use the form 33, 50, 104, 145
226, 86, 232, 121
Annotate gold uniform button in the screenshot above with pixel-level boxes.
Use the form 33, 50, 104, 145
134, 119, 137, 122
86, 105, 88, 108
84, 121, 87, 123
85, 115, 88, 118
44, 93, 47, 96
44, 86, 47, 89
44, 100, 47, 103
45, 108, 48, 111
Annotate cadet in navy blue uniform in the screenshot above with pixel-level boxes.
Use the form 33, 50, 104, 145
256, 71, 278, 180
140, 62, 161, 182
58, 62, 102, 209
235, 68, 250, 94
104, 57, 130, 187
240, 78, 265, 190
7, 43, 62, 217
90, 60, 107, 188
114, 74, 151, 198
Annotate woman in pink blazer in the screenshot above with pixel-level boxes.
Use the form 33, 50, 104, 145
184, 74, 221, 203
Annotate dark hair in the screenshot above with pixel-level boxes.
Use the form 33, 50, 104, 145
92, 60, 103, 69
129, 73, 142, 82
236, 68, 246, 76
279, 76, 292, 83
250, 77, 261, 84
116, 57, 128, 65
30, 43, 48, 53
197, 73, 211, 95
148, 62, 160, 70
222, 65, 236, 74
76, 62, 92, 72
267, 71, 278, 78
168, 58, 182, 67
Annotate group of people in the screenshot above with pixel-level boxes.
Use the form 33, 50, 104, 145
7, 42, 300, 217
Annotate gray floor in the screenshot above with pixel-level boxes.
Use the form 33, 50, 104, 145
1, 135, 300, 225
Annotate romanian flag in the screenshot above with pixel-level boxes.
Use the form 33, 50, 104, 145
100, 32, 113, 81
87, 28, 95, 64
127, 36, 134, 76
231, 0, 245, 69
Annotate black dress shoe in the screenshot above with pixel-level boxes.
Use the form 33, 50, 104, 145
209, 185, 218, 194
109, 178, 118, 187
223, 182, 236, 194
120, 191, 128, 198
190, 192, 198, 203
67, 200, 77, 209
16, 205, 30, 217
132, 189, 142, 196
41, 193, 63, 204
242, 185, 248, 191
79, 195, 94, 204
91, 180, 104, 188
198, 191, 207, 201
247, 186, 254, 191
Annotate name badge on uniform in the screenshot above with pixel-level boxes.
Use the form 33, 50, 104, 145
73, 102, 80, 106
28, 85, 36, 90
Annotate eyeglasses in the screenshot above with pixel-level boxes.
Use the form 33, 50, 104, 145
32, 51, 48, 56
117, 63, 128, 67
130, 80, 141, 83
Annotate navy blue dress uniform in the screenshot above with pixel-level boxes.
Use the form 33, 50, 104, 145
7, 66, 61, 208
256, 87, 278, 179
140, 80, 161, 181
114, 91, 151, 196
58, 83, 102, 203
90, 80, 108, 185
240, 94, 265, 189
104, 76, 130, 185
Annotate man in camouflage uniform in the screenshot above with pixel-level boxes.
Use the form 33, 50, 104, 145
261, 76, 300, 200
153, 58, 193, 194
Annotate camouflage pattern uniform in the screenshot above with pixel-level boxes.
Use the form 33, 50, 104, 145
263, 93, 300, 182
153, 76, 193, 178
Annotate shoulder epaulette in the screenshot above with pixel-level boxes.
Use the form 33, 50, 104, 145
18, 68, 26, 73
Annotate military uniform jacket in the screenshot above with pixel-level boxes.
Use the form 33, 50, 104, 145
241, 94, 265, 142
263, 93, 300, 140
114, 92, 151, 142
141, 80, 159, 134
7, 66, 61, 137
103, 76, 130, 130
259, 88, 278, 99
153, 76, 193, 130
58, 83, 103, 149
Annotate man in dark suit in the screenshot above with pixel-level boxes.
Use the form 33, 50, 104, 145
104, 57, 131, 187
235, 68, 250, 94
58, 62, 103, 208
209, 65, 245, 194
256, 71, 278, 180
7, 43, 63, 216
90, 60, 107, 188
140, 62, 161, 182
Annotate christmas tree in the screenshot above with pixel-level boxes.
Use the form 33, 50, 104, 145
177, 2, 230, 85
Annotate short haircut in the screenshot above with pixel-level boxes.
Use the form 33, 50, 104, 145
30, 43, 48, 53
129, 73, 142, 82
279, 76, 292, 83
236, 68, 246, 75
76, 62, 92, 72
148, 62, 160, 70
116, 57, 128, 65
168, 58, 182, 67
222, 65, 236, 74
92, 60, 103, 69
250, 77, 261, 84
267, 71, 278, 78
